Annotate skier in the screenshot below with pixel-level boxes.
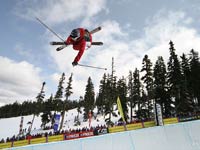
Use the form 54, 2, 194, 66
65, 28, 92, 66
36, 18, 103, 68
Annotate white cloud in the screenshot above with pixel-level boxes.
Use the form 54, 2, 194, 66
14, 43, 32, 59
140, 10, 200, 64
14, 0, 107, 26
46, 20, 130, 98
0, 56, 42, 104
51, 73, 62, 85
11, 0, 200, 103
46, 10, 200, 100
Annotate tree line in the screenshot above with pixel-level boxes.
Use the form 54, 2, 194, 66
0, 41, 200, 128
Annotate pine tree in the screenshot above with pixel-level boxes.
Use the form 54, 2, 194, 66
54, 73, 65, 112
83, 77, 95, 120
104, 58, 118, 126
29, 82, 45, 133
36, 82, 46, 114
104, 74, 114, 125
41, 94, 54, 129
117, 77, 128, 122
77, 96, 83, 120
21, 101, 35, 116
128, 71, 134, 122
45, 94, 55, 127
167, 41, 182, 115
96, 73, 107, 115
45, 94, 54, 113
132, 68, 142, 120
41, 111, 51, 129
189, 49, 200, 109
136, 86, 149, 120
153, 56, 171, 117
179, 53, 194, 113
59, 73, 73, 131
141, 54, 154, 118
181, 54, 190, 86
128, 69, 141, 122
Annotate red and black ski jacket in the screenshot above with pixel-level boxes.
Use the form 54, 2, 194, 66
65, 28, 92, 63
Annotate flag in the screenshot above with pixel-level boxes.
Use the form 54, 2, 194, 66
19, 116, 24, 135
117, 96, 125, 122
53, 114, 61, 132
154, 103, 163, 126
88, 111, 92, 128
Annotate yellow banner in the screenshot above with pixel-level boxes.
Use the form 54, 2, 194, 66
13, 140, 29, 147
31, 137, 46, 144
0, 142, 12, 149
163, 117, 178, 125
143, 121, 156, 128
48, 135, 63, 142
108, 123, 143, 133
117, 96, 125, 122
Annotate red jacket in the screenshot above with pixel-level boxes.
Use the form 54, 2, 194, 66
65, 28, 92, 63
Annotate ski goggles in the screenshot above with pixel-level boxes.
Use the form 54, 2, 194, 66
71, 36, 79, 41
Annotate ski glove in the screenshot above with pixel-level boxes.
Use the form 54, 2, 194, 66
72, 61, 78, 66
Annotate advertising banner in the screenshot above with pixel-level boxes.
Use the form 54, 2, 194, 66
154, 103, 163, 126
53, 114, 61, 132
19, 116, 24, 135
64, 131, 94, 140
117, 97, 125, 122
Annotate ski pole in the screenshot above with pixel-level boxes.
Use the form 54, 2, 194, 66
36, 17, 65, 42
78, 64, 107, 70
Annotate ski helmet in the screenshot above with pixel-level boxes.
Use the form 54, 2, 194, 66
70, 29, 80, 41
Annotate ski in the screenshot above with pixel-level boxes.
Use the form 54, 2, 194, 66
56, 45, 68, 51
78, 63, 107, 70
56, 45, 67, 51
92, 42, 103, 45
89, 26, 101, 34
36, 17, 102, 51
51, 41, 103, 46
55, 27, 102, 51
50, 41, 65, 45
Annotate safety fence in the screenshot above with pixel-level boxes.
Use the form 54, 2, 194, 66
0, 117, 179, 149
108, 117, 178, 133
0, 131, 98, 149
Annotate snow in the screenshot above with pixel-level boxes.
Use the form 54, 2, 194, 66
6, 120, 200, 150
0, 114, 43, 140
0, 107, 120, 140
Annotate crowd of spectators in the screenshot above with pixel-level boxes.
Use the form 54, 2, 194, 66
1, 112, 200, 144
0, 124, 108, 144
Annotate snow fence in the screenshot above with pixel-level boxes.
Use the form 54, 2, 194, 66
7, 120, 200, 150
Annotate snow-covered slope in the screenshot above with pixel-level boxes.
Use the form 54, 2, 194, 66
7, 120, 200, 150
0, 107, 120, 140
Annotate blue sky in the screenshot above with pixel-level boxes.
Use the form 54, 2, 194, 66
0, 0, 200, 106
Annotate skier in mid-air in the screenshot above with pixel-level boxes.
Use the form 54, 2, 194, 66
64, 28, 92, 66
36, 17, 103, 68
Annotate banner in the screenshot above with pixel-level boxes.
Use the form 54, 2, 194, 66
117, 96, 125, 122
64, 131, 94, 140
64, 133, 79, 140
88, 111, 92, 128
53, 114, 60, 132
154, 103, 163, 126
117, 96, 127, 131
19, 116, 24, 135
163, 117, 178, 125
80, 131, 94, 138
